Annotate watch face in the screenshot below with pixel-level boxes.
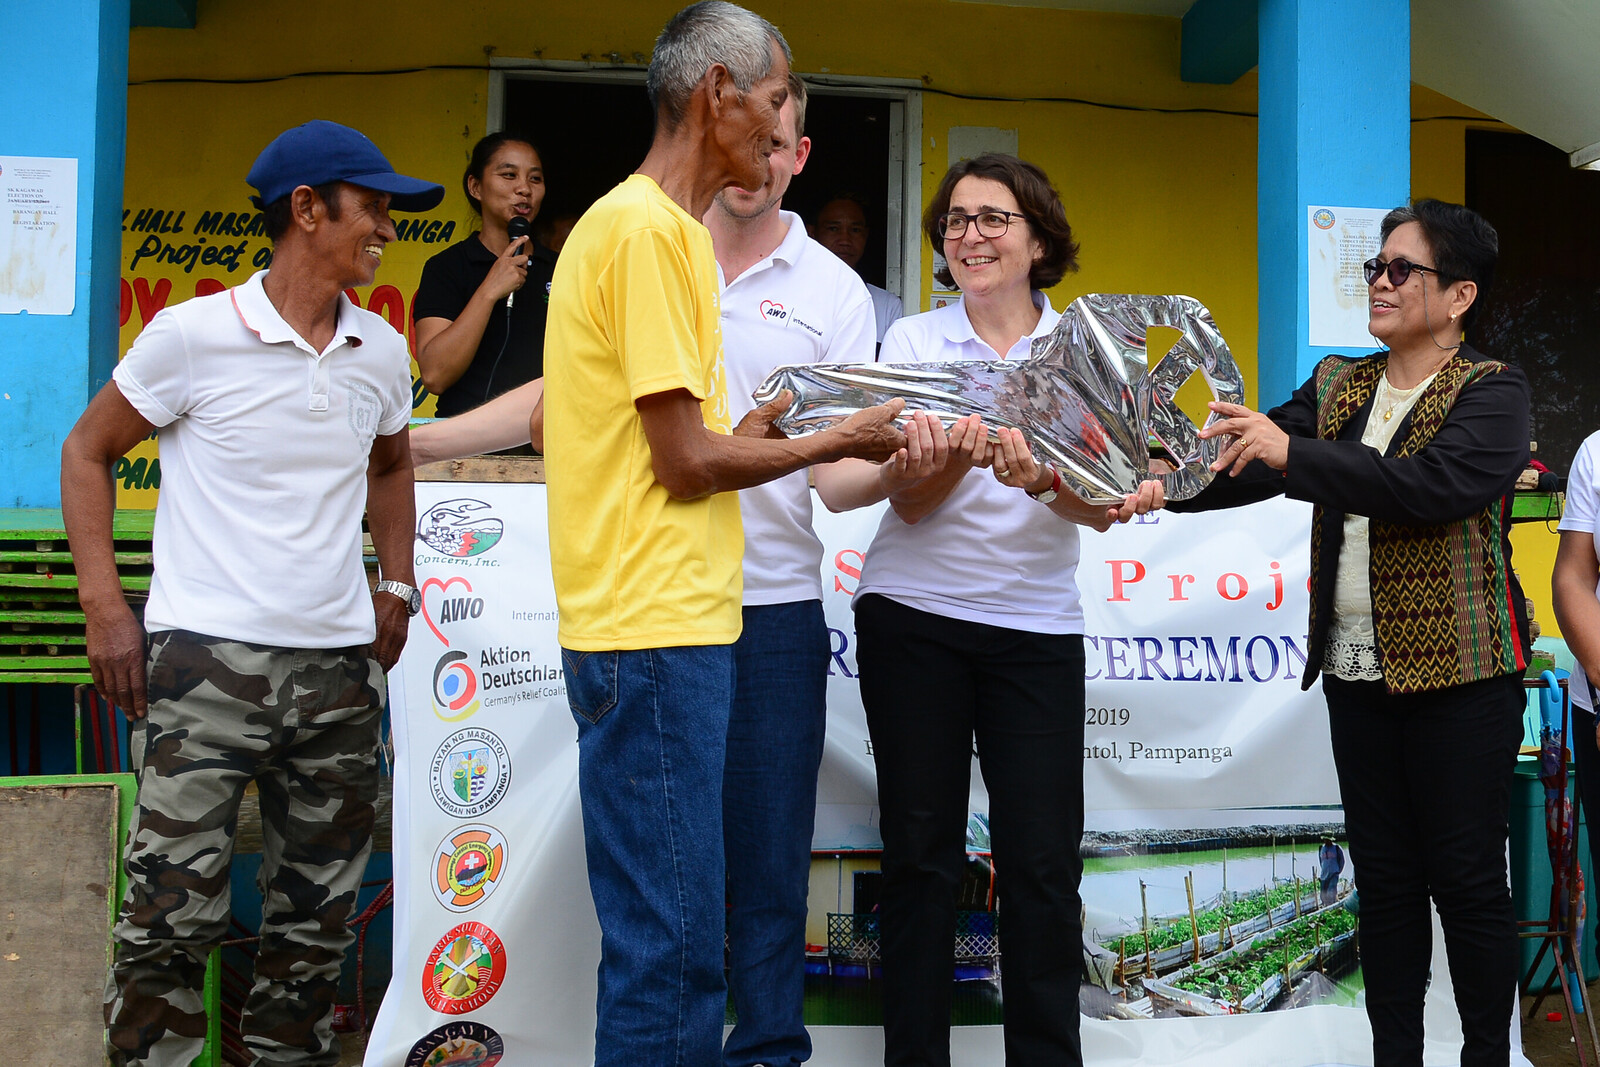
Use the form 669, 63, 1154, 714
407, 588, 423, 615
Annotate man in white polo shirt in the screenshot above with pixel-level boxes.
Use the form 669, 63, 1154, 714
703, 75, 876, 1067
60, 120, 442, 1067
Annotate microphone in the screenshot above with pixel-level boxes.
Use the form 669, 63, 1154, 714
505, 216, 533, 311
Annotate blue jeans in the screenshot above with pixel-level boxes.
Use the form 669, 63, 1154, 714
724, 601, 830, 1067
564, 644, 736, 1067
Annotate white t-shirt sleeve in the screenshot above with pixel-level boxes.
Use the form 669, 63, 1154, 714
828, 281, 877, 365
375, 338, 414, 436
111, 310, 191, 427
1559, 433, 1600, 535
1559, 431, 1600, 709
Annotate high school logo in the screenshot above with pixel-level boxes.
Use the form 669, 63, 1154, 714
405, 1020, 505, 1066
418, 498, 504, 558
421, 921, 508, 1014
433, 824, 508, 912
431, 728, 511, 819
432, 649, 481, 722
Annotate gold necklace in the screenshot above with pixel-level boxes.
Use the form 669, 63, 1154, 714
1376, 371, 1429, 422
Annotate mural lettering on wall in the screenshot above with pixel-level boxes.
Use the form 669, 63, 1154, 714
116, 203, 460, 506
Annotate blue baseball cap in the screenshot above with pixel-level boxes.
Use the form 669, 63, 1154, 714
247, 120, 445, 212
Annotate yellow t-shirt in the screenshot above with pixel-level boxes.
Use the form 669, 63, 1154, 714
544, 174, 743, 651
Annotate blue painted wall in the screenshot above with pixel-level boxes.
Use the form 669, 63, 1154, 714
1256, 0, 1410, 407
0, 0, 128, 507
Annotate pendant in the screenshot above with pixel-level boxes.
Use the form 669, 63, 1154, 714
1383, 410, 1394, 421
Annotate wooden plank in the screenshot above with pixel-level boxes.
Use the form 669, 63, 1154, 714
0, 783, 119, 1063
0, 587, 87, 601
0, 573, 151, 591
0, 656, 90, 670
0, 633, 85, 646
0, 551, 151, 565
415, 455, 546, 484
0, 671, 94, 683
0, 610, 87, 624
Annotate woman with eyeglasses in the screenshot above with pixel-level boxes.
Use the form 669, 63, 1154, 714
815, 153, 1157, 1067
1168, 198, 1530, 1067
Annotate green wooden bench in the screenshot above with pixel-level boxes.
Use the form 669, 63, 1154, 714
0, 509, 153, 686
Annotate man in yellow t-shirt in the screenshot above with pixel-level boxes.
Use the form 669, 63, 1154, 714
541, 5, 905, 1065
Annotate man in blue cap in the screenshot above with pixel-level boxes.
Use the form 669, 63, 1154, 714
61, 120, 443, 1067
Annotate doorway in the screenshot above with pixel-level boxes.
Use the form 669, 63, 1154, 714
1466, 129, 1600, 474
494, 69, 917, 300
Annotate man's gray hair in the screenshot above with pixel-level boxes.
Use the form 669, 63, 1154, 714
647, 1, 791, 128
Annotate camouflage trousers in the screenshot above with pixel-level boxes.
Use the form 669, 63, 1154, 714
105, 629, 385, 1067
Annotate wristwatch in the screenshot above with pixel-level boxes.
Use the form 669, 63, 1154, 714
1026, 466, 1062, 504
376, 580, 422, 616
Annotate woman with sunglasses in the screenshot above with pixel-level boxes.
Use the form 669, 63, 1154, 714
1170, 198, 1530, 1067
815, 154, 1157, 1067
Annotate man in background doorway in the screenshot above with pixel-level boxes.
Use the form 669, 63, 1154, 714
812, 191, 903, 348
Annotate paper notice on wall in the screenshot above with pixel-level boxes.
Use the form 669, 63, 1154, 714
1307, 205, 1385, 349
0, 156, 78, 315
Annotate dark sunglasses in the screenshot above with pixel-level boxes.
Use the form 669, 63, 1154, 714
1362, 256, 1443, 287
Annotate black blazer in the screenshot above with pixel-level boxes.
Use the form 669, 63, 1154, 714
1170, 345, 1531, 687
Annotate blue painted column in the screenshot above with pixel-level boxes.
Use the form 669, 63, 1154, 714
0, 0, 129, 507
1256, 0, 1409, 407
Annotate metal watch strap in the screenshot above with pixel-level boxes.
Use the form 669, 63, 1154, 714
376, 580, 421, 616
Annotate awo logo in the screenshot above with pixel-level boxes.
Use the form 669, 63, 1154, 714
760, 299, 787, 322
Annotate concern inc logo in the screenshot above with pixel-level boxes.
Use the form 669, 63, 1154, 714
418, 498, 504, 559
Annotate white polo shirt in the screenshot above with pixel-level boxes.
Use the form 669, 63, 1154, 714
854, 294, 1086, 633
866, 282, 904, 344
113, 269, 413, 648
720, 210, 876, 604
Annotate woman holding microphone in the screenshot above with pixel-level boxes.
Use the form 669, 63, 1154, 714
414, 132, 554, 418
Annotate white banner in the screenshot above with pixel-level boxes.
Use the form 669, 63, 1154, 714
368, 484, 1520, 1067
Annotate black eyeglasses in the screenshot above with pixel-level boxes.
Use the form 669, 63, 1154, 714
938, 210, 1028, 239
1362, 256, 1444, 287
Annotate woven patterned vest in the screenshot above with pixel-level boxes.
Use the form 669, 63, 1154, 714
1307, 353, 1523, 694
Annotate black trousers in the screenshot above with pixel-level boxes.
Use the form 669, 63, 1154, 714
1323, 671, 1525, 1067
1569, 701, 1600, 973
855, 594, 1085, 1067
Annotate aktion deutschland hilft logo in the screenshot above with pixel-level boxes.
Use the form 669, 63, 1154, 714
422, 575, 483, 722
